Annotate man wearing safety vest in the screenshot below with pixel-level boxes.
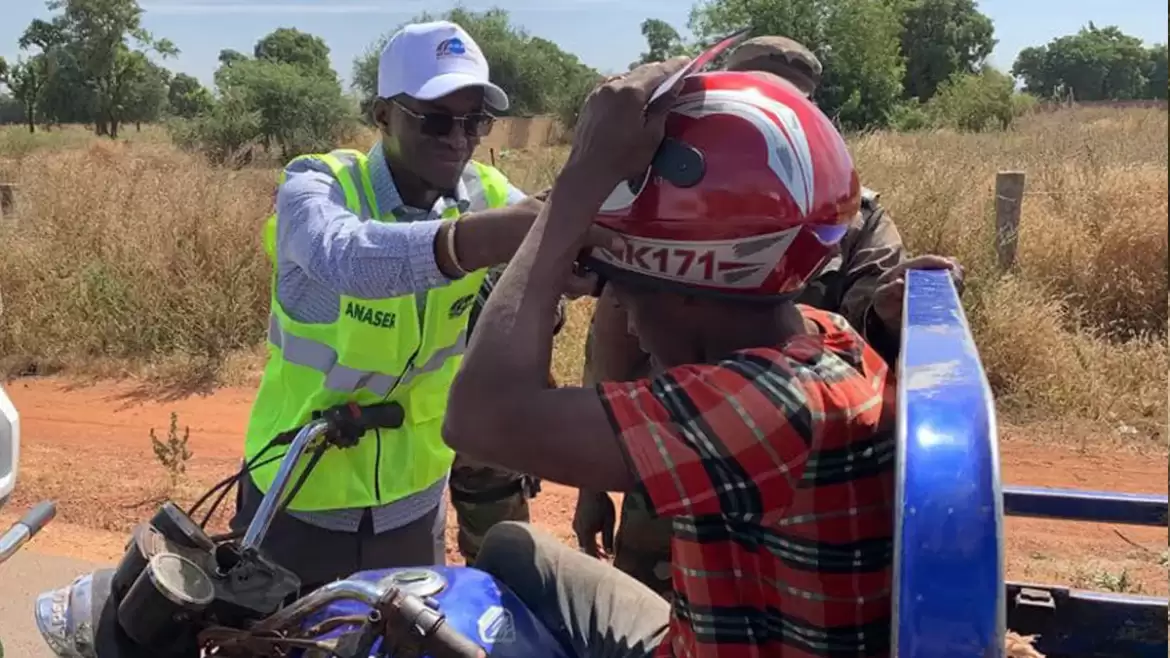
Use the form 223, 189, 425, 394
229, 20, 575, 590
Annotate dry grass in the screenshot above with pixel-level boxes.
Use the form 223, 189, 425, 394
0, 108, 1166, 437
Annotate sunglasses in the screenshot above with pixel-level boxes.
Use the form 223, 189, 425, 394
392, 99, 495, 138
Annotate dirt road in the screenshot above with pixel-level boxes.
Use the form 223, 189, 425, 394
3, 376, 1167, 596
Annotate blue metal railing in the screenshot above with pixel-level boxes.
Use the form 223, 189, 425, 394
894, 268, 1168, 658
895, 268, 1004, 658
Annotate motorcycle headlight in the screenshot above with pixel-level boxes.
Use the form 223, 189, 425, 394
35, 569, 110, 658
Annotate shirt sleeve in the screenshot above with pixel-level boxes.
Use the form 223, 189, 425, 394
598, 353, 817, 521
838, 200, 905, 361
275, 158, 450, 299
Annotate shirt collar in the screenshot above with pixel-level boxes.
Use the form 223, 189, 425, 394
367, 143, 472, 219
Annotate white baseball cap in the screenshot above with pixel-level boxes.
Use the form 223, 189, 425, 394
377, 20, 510, 111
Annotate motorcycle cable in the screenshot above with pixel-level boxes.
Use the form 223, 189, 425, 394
187, 407, 351, 530
187, 443, 285, 529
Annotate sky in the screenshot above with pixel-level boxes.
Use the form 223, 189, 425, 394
2, 0, 1168, 90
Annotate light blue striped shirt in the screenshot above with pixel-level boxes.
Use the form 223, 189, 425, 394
271, 143, 527, 534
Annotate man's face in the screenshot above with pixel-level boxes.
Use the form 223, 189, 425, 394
610, 282, 698, 369
374, 87, 493, 190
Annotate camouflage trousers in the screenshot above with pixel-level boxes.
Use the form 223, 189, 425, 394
614, 490, 674, 599
449, 454, 537, 565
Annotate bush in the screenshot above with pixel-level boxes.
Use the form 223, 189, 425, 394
167, 95, 262, 166
888, 99, 933, 131
927, 68, 1017, 131
1010, 92, 1040, 117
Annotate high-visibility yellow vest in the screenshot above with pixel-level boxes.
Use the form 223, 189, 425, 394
245, 148, 510, 512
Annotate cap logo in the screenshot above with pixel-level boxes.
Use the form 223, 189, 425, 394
436, 37, 467, 58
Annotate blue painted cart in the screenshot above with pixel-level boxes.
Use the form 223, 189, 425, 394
896, 269, 1168, 658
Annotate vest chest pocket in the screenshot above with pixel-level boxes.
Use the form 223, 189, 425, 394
333, 296, 419, 394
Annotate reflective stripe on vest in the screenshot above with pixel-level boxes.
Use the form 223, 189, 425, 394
266, 313, 468, 397
246, 149, 512, 512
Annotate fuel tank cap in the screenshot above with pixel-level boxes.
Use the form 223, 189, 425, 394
381, 568, 447, 598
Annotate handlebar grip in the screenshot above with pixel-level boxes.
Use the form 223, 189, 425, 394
19, 500, 57, 537
358, 402, 405, 431
425, 619, 488, 658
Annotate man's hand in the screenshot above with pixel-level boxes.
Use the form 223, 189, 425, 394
573, 490, 617, 558
560, 57, 692, 209
871, 255, 965, 333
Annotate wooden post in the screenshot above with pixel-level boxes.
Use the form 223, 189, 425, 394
489, 148, 496, 167
0, 183, 15, 220
994, 171, 1025, 272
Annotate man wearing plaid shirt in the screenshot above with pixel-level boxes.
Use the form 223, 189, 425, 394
445, 61, 914, 657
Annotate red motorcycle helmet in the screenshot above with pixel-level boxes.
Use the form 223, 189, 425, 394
586, 70, 861, 300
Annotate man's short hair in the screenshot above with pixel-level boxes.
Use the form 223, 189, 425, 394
724, 36, 822, 97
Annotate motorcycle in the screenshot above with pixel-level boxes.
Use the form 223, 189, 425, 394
32, 400, 573, 658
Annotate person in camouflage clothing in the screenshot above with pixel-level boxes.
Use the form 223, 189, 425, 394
449, 264, 565, 565
572, 35, 965, 597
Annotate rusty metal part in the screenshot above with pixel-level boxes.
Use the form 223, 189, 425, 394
300, 613, 369, 638
197, 625, 339, 656
195, 581, 486, 658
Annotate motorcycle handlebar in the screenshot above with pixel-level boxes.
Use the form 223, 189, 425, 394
235, 402, 487, 657
249, 577, 486, 658
389, 590, 487, 658
240, 401, 406, 555
0, 500, 57, 564
271, 401, 406, 446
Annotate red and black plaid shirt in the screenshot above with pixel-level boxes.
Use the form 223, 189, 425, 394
599, 306, 896, 658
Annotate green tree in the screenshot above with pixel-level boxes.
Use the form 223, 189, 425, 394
0, 94, 25, 125
190, 28, 353, 163
254, 27, 335, 80
167, 73, 213, 118
690, 0, 906, 128
19, 0, 178, 137
218, 49, 247, 66
1012, 24, 1154, 101
215, 57, 352, 160
1144, 43, 1167, 100
121, 55, 170, 129
633, 18, 693, 68
0, 57, 48, 132
898, 0, 996, 101
35, 48, 94, 127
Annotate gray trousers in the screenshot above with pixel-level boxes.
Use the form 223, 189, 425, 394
229, 473, 446, 593
476, 521, 670, 658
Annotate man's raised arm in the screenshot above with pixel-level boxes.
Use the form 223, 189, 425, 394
276, 159, 541, 300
